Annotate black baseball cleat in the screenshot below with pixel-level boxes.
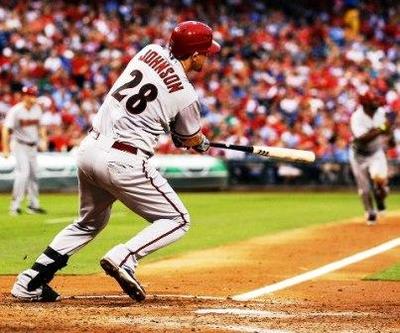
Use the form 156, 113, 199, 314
9, 208, 22, 216
365, 211, 377, 226
12, 284, 61, 302
11, 273, 61, 302
100, 257, 146, 302
26, 206, 47, 214
37, 284, 61, 302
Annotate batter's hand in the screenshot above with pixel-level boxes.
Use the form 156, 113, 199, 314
379, 122, 392, 134
192, 136, 210, 153
171, 133, 185, 148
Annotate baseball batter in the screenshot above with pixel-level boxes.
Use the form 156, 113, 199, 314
2, 86, 47, 215
349, 89, 393, 225
11, 21, 220, 302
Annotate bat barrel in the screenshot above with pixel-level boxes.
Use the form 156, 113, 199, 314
210, 142, 315, 163
253, 146, 315, 163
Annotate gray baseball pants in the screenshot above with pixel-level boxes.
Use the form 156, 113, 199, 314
349, 149, 388, 213
11, 140, 40, 211
35, 133, 190, 272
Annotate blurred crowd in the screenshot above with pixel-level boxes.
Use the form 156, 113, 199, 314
1, 0, 400, 162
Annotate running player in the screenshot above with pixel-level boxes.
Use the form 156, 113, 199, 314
11, 21, 220, 302
2, 86, 47, 215
349, 89, 393, 225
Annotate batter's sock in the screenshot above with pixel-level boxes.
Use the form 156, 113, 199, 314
102, 244, 138, 272
360, 192, 374, 213
29, 247, 69, 290
373, 185, 388, 212
376, 200, 386, 212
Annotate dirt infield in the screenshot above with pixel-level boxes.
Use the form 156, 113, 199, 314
1, 214, 400, 332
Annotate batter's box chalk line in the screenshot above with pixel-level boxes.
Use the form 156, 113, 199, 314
64, 293, 228, 301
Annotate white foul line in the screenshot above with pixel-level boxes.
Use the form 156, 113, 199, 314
195, 308, 366, 318
206, 324, 292, 333
45, 217, 76, 224
232, 237, 400, 301
196, 308, 291, 318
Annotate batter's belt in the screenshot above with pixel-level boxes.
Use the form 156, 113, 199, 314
351, 144, 375, 157
16, 138, 37, 147
89, 129, 150, 158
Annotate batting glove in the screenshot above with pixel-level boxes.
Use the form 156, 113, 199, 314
193, 136, 210, 153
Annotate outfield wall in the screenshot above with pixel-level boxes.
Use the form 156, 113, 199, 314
226, 158, 400, 189
0, 152, 228, 192
1, 152, 399, 191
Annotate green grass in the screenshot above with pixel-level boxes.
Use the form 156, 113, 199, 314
1, 192, 400, 275
365, 263, 400, 281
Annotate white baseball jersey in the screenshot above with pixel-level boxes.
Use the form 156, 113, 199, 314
4, 102, 43, 144
350, 106, 386, 155
92, 44, 202, 155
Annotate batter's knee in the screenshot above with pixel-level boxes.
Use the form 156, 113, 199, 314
75, 209, 111, 233
174, 211, 191, 232
372, 177, 387, 187
73, 219, 107, 235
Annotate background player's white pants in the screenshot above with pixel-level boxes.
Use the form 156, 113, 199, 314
11, 140, 40, 210
350, 149, 388, 190
349, 149, 388, 212
37, 134, 190, 272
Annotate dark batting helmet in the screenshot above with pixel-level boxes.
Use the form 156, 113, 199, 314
21, 85, 39, 96
169, 21, 221, 60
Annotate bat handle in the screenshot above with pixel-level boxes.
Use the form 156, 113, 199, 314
210, 142, 253, 153
209, 142, 227, 149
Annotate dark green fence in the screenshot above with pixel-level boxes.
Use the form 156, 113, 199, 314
226, 158, 400, 188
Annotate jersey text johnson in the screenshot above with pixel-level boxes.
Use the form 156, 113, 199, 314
139, 49, 184, 93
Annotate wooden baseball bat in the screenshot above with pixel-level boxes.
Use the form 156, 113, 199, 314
210, 142, 316, 163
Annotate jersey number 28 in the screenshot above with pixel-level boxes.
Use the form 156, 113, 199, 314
111, 69, 158, 114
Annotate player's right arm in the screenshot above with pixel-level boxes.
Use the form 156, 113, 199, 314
1, 125, 11, 158
2, 106, 16, 159
351, 112, 389, 145
170, 101, 209, 153
353, 127, 387, 145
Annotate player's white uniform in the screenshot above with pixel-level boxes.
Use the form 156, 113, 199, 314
349, 106, 388, 213
34, 44, 201, 275
4, 102, 44, 211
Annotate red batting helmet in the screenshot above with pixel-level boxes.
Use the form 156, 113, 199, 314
21, 85, 38, 96
359, 89, 385, 109
169, 21, 221, 60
